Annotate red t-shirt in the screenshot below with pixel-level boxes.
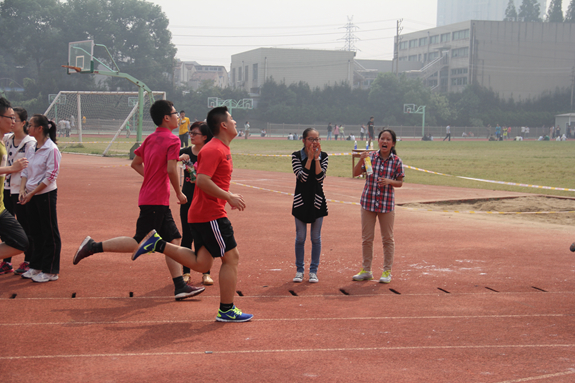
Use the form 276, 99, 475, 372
134, 127, 180, 206
189, 138, 232, 223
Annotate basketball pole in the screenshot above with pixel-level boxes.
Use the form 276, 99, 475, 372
66, 43, 154, 144
404, 104, 426, 136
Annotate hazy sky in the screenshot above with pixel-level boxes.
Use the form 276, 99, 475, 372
147, 0, 438, 68
148, 0, 564, 69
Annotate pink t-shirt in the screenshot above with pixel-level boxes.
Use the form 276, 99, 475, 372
134, 127, 180, 206
189, 138, 232, 223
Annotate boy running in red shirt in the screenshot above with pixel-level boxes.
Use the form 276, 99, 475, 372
131, 106, 252, 322
73, 100, 204, 300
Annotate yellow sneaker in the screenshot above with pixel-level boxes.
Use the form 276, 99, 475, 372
352, 268, 373, 281
379, 270, 391, 284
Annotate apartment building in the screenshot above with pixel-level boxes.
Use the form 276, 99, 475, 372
437, 0, 547, 26
397, 20, 575, 100
173, 60, 229, 90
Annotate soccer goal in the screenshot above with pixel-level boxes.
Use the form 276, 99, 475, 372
44, 91, 165, 156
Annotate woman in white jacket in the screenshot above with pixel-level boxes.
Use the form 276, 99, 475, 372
19, 114, 61, 283
0, 107, 36, 275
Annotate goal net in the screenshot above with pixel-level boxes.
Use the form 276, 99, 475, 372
44, 91, 166, 156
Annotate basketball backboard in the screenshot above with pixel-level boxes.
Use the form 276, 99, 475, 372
67, 40, 94, 74
403, 104, 416, 114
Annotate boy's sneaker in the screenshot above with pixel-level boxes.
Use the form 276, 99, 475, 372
131, 230, 162, 261
202, 273, 214, 285
216, 306, 253, 323
309, 272, 319, 283
379, 270, 392, 284
352, 268, 373, 281
21, 268, 41, 279
293, 272, 304, 283
175, 283, 205, 301
14, 261, 30, 275
570, 242, 575, 252
32, 272, 59, 283
73, 236, 95, 265
0, 261, 13, 275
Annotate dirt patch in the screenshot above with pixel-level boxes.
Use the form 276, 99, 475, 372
401, 195, 575, 226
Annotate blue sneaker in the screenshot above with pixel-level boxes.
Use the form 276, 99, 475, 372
216, 305, 253, 323
131, 230, 162, 261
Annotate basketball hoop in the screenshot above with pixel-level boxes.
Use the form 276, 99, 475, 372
62, 65, 82, 73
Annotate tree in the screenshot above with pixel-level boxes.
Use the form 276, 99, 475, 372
63, 0, 177, 92
518, 0, 542, 22
566, 0, 575, 22
504, 0, 518, 21
546, 0, 564, 22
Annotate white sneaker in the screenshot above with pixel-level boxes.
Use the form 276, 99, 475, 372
352, 268, 373, 281
379, 270, 391, 284
32, 272, 59, 283
293, 272, 304, 283
21, 268, 41, 279
309, 273, 319, 283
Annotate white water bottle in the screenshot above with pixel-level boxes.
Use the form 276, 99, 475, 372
354, 140, 357, 149
370, 142, 374, 150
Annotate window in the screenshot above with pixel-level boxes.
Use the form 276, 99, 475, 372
409, 39, 418, 48
253, 63, 258, 82
451, 77, 468, 86
238, 66, 242, 82
419, 37, 427, 46
430, 35, 439, 44
408, 55, 418, 61
428, 51, 440, 61
244, 65, 248, 83
232, 68, 236, 84
451, 68, 468, 75
452, 29, 470, 41
440, 32, 450, 43
399, 41, 408, 50
451, 47, 469, 58
399, 56, 408, 61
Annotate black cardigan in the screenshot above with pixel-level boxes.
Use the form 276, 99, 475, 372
291, 149, 329, 223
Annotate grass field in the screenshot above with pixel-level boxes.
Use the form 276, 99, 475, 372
59, 136, 575, 198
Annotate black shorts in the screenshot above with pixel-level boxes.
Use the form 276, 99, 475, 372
134, 205, 181, 243
189, 217, 237, 258
0, 209, 29, 251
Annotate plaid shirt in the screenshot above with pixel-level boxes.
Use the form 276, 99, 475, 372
360, 151, 404, 213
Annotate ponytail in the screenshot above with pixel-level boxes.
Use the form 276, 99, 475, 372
47, 120, 57, 143
31, 114, 57, 144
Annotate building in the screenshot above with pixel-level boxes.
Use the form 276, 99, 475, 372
173, 60, 228, 90
230, 48, 356, 95
396, 20, 575, 100
354, 59, 421, 89
437, 0, 547, 26
230, 47, 422, 94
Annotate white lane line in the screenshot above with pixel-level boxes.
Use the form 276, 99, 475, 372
0, 313, 569, 327
496, 370, 575, 382
1, 344, 574, 360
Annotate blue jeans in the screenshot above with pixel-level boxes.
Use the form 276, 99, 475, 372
327, 131, 332, 140
295, 217, 323, 273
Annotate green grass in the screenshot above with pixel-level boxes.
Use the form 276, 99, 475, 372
60, 137, 575, 197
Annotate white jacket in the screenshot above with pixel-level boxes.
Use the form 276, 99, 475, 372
21, 138, 61, 195
3, 133, 37, 194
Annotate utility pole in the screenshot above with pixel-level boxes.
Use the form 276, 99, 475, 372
571, 66, 575, 112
